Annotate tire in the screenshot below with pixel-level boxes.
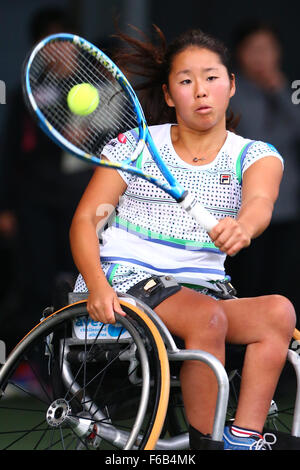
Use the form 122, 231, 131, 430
0, 300, 170, 450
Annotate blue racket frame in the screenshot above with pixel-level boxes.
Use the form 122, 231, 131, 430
24, 33, 218, 231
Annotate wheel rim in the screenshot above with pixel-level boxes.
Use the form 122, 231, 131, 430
0, 303, 163, 450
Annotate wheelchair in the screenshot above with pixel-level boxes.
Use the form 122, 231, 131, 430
1, 286, 300, 450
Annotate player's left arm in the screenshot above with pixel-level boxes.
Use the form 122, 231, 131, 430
209, 156, 283, 256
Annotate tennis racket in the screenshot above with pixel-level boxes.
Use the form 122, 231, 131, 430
22, 32, 218, 232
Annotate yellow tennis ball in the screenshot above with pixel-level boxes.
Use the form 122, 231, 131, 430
67, 83, 99, 116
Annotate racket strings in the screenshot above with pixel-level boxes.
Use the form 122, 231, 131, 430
42, 44, 137, 148
40, 43, 136, 137
75, 50, 138, 150
29, 39, 139, 156
54, 44, 137, 132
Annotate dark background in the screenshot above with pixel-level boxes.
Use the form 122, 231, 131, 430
1, 0, 299, 154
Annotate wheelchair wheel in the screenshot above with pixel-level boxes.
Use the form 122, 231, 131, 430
0, 300, 170, 450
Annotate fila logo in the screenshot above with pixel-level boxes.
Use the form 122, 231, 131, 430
220, 174, 231, 185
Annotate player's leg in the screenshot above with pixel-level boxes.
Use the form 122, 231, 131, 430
220, 294, 296, 433
154, 287, 228, 435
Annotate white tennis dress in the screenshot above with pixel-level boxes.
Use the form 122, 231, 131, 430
74, 123, 283, 294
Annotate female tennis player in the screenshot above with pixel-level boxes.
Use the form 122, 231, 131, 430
69, 27, 296, 450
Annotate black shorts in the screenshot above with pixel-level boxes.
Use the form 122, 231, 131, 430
126, 275, 237, 309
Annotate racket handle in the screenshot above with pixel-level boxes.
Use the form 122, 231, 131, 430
179, 191, 218, 232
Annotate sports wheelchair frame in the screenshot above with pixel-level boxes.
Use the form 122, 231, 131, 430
0, 292, 300, 450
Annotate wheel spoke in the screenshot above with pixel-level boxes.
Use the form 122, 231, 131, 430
3, 418, 48, 450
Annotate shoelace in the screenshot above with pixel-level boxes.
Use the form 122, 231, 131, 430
249, 433, 277, 450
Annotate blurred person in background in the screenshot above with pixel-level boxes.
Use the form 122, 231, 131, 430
0, 7, 93, 351
227, 19, 300, 322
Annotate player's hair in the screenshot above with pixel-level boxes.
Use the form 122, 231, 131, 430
114, 25, 238, 130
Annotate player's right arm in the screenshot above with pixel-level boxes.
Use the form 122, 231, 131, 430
69, 165, 127, 323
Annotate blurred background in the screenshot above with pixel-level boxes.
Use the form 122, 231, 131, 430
0, 0, 300, 353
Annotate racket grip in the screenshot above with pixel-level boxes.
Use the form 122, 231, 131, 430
179, 191, 218, 232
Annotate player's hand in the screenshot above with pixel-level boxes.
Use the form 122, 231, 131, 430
87, 284, 126, 324
209, 217, 251, 256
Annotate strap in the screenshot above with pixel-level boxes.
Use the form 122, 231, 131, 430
189, 425, 224, 450
213, 280, 237, 299
182, 278, 237, 299
236, 140, 255, 184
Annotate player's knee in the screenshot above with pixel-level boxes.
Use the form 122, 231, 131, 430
186, 300, 228, 345
207, 303, 228, 337
267, 294, 296, 338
